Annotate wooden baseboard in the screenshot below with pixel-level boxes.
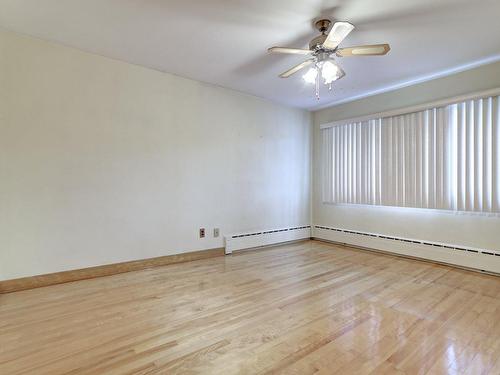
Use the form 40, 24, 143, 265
0, 247, 224, 294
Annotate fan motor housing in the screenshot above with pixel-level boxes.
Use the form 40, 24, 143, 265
309, 34, 328, 50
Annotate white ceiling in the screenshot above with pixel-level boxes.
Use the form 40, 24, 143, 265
1, 0, 499, 110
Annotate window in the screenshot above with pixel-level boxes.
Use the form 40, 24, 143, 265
321, 94, 500, 213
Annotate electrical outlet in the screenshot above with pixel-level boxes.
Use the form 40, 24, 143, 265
213, 228, 220, 238
199, 228, 205, 238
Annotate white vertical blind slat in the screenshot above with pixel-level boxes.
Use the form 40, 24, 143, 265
436, 107, 444, 209
474, 99, 482, 211
393, 117, 400, 206
415, 112, 422, 207
428, 109, 436, 208
483, 98, 492, 211
347, 125, 351, 203
456, 103, 464, 211
335, 126, 340, 203
398, 116, 404, 206
493, 97, 500, 212
375, 119, 382, 205
464, 101, 471, 210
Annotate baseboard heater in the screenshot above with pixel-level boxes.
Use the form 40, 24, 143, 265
313, 225, 500, 274
225, 225, 311, 254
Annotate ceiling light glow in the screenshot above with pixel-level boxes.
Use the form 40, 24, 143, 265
302, 67, 318, 84
321, 61, 343, 84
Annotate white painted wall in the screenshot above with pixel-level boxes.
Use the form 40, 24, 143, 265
313, 61, 500, 251
0, 30, 312, 281
3, 27, 499, 281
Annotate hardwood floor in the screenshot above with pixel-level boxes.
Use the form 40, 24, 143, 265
1, 240, 499, 374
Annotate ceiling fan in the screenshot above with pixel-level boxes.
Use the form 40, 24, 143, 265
268, 19, 390, 99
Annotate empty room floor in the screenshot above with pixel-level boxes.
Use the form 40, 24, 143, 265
1, 240, 499, 374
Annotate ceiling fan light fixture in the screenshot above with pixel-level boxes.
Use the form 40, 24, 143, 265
269, 18, 390, 100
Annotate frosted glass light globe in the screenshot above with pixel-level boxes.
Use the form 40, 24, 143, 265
321, 61, 342, 84
302, 67, 318, 84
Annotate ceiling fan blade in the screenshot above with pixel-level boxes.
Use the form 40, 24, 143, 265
279, 60, 314, 78
336, 44, 391, 57
268, 47, 313, 55
322, 21, 354, 50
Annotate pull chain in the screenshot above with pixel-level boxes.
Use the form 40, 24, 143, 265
315, 69, 320, 100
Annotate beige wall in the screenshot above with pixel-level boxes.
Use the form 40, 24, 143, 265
313, 60, 500, 251
0, 30, 312, 280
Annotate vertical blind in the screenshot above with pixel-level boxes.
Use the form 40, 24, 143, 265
321, 95, 500, 213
